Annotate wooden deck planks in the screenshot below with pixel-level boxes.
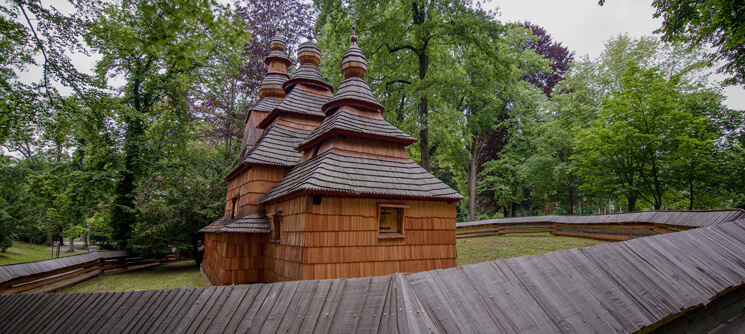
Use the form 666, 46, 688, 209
3, 219, 745, 333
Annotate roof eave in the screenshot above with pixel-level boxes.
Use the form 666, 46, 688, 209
261, 188, 464, 206
296, 129, 417, 152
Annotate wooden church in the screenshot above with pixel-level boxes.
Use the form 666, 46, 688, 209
200, 28, 463, 285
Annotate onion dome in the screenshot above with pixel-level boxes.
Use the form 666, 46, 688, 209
265, 29, 291, 67
297, 35, 322, 66
322, 27, 385, 114
258, 29, 291, 99
341, 26, 367, 79
282, 36, 334, 93
269, 29, 286, 51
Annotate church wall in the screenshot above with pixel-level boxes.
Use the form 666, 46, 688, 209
224, 167, 286, 218
262, 196, 457, 282
202, 232, 268, 285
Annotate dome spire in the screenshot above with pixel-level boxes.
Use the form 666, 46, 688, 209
269, 28, 286, 51
341, 25, 367, 79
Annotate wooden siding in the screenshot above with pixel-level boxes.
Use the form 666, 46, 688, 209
260, 196, 457, 282
4, 219, 745, 333
223, 167, 285, 218
202, 233, 267, 286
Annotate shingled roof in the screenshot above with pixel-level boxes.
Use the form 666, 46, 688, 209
322, 77, 385, 114
3, 219, 745, 333
258, 86, 331, 129
296, 107, 416, 151
264, 50, 291, 66
219, 212, 271, 233
261, 150, 464, 203
241, 125, 311, 167
283, 63, 334, 92
257, 37, 333, 129
199, 216, 229, 233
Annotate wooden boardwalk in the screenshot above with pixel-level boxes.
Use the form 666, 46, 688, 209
2, 219, 745, 332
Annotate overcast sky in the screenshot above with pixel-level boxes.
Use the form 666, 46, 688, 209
27, 0, 745, 110
486, 0, 745, 110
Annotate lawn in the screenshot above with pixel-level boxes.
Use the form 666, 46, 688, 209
51, 233, 609, 293
57, 260, 206, 293
0, 240, 81, 266
456, 232, 608, 266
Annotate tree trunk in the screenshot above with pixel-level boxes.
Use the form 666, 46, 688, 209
43, 206, 52, 246
467, 151, 477, 221
419, 96, 430, 171
627, 196, 637, 212
67, 235, 75, 253
688, 179, 695, 210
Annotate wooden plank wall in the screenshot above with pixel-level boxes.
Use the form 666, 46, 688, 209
202, 232, 268, 286
263, 196, 457, 282
224, 167, 285, 218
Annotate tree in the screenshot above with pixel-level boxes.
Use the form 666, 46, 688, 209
131, 143, 227, 266
86, 0, 246, 248
435, 23, 548, 221
519, 22, 575, 98
316, 0, 496, 171
600, 0, 745, 86
569, 36, 730, 211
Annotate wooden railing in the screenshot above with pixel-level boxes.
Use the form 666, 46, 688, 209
456, 221, 685, 240
0, 252, 158, 295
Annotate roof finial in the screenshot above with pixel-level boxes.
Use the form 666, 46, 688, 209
351, 25, 358, 43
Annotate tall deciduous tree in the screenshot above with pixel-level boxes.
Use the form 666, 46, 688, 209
519, 22, 575, 98
316, 0, 493, 171
600, 0, 745, 86
570, 35, 732, 211
87, 0, 246, 248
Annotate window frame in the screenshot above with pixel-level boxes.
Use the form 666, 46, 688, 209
377, 203, 408, 239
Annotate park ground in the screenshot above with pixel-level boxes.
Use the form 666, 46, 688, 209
30, 233, 603, 293
0, 240, 84, 266
1, 234, 607, 293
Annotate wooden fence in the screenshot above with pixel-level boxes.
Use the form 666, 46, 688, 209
455, 210, 745, 240
0, 251, 158, 295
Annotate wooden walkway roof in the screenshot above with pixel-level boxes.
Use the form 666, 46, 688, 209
0, 251, 128, 286
2, 219, 745, 333
456, 209, 745, 229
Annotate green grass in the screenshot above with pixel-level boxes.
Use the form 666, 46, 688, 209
456, 232, 609, 266
51, 233, 610, 293
57, 260, 206, 293
0, 240, 80, 266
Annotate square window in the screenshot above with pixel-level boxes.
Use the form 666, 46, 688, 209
379, 207, 402, 233
378, 203, 408, 239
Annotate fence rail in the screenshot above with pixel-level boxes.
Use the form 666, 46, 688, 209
0, 251, 159, 295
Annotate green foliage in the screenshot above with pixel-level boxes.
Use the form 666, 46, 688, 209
129, 143, 227, 262
86, 0, 247, 248
567, 35, 736, 212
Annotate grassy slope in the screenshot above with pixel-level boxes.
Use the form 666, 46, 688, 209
0, 240, 80, 266
53, 233, 609, 293
456, 232, 608, 266
57, 260, 206, 293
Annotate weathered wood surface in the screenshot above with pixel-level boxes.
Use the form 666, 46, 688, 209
3, 219, 745, 333
456, 209, 745, 229
0, 251, 128, 286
